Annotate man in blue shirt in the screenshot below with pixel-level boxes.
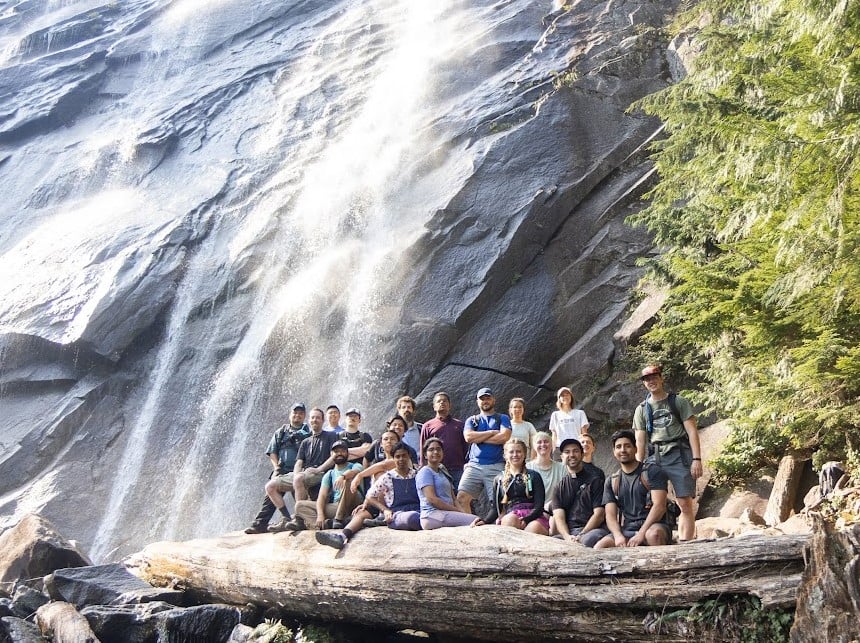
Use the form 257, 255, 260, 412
456, 388, 511, 513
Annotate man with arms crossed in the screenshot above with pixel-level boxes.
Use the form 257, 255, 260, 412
456, 388, 511, 513
634, 363, 702, 542
595, 430, 670, 548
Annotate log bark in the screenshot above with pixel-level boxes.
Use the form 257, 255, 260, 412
35, 601, 100, 643
126, 527, 807, 642
764, 454, 805, 526
790, 518, 860, 642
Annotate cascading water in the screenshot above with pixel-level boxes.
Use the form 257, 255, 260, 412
1, 0, 678, 561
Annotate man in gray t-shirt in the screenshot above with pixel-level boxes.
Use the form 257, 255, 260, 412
633, 363, 702, 542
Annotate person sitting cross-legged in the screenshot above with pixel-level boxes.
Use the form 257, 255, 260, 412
484, 437, 548, 534
418, 437, 483, 529
316, 441, 420, 550
594, 430, 670, 548
288, 441, 363, 532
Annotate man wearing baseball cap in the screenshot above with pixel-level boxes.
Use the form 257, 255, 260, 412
456, 388, 512, 513
550, 438, 608, 547
633, 363, 702, 542
243, 402, 310, 534
289, 440, 364, 532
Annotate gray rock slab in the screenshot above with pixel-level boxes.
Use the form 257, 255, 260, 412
82, 602, 239, 643
46, 565, 186, 609
0, 616, 47, 643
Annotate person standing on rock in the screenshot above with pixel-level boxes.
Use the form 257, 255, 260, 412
337, 408, 373, 464
595, 430, 670, 548
550, 438, 608, 547
456, 388, 512, 513
244, 403, 310, 534
419, 392, 468, 491
396, 395, 422, 453
580, 434, 596, 464
548, 387, 590, 454
324, 405, 343, 433
509, 397, 537, 459
266, 407, 339, 532
633, 363, 702, 542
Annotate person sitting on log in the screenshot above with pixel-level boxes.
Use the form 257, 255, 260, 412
286, 441, 363, 532
595, 430, 670, 548
527, 431, 567, 515
417, 437, 483, 529
549, 438, 608, 546
351, 429, 400, 493
265, 407, 338, 532
316, 441, 420, 550
580, 434, 596, 464
484, 438, 548, 534
365, 416, 418, 466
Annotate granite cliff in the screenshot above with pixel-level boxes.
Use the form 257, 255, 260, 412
0, 0, 681, 559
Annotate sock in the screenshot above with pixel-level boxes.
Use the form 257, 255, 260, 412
342, 528, 354, 540
280, 506, 291, 519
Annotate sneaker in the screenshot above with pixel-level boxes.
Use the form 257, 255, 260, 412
315, 531, 345, 550
244, 523, 268, 534
323, 518, 334, 530
267, 517, 292, 533
283, 517, 306, 532
363, 515, 387, 528
331, 519, 345, 530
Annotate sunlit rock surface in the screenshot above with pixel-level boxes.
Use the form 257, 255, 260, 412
0, 0, 679, 559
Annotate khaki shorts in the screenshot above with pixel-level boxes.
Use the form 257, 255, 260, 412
272, 470, 325, 491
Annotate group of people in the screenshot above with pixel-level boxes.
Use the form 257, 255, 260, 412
242, 363, 703, 551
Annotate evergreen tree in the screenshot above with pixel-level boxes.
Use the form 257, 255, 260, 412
630, 0, 860, 480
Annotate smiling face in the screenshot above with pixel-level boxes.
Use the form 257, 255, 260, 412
388, 418, 407, 438
580, 434, 595, 458
423, 439, 444, 466
308, 409, 324, 432
505, 440, 527, 470
289, 407, 306, 427
613, 437, 636, 465
535, 432, 552, 456
562, 442, 583, 472
332, 447, 349, 465
326, 407, 341, 428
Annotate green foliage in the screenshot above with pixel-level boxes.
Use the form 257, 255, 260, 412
652, 595, 793, 641
629, 0, 860, 482
250, 619, 293, 643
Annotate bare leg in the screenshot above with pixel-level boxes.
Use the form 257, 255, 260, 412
455, 490, 474, 514
676, 496, 696, 541
293, 472, 308, 501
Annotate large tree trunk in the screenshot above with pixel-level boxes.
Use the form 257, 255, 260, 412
126, 527, 807, 642
791, 517, 860, 642
764, 453, 805, 526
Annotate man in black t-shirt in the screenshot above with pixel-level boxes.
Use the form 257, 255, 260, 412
550, 438, 608, 547
594, 430, 671, 548
337, 408, 373, 464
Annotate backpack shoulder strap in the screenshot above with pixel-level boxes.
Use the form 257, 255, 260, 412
642, 395, 654, 436
639, 463, 651, 492
611, 471, 621, 499
667, 393, 684, 426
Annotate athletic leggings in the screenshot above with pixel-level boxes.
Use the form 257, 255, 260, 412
420, 509, 478, 530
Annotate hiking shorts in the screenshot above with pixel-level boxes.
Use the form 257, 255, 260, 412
458, 462, 504, 500
647, 442, 694, 498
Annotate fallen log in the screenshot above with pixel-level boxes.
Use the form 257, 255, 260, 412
126, 527, 807, 642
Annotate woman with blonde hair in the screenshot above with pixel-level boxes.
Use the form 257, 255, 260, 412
485, 438, 548, 535
548, 387, 589, 450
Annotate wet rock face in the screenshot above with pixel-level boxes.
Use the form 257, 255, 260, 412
0, 0, 679, 557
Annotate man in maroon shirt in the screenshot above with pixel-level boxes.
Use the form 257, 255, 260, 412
418, 391, 468, 492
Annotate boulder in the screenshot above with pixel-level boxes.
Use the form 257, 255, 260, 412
0, 516, 90, 584
45, 565, 185, 609
34, 601, 100, 643
81, 602, 239, 643
0, 616, 46, 643
9, 586, 48, 620
0, 600, 12, 619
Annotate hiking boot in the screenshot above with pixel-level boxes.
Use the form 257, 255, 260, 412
283, 517, 306, 532
323, 518, 334, 530
244, 523, 268, 535
331, 519, 345, 530
363, 515, 387, 528
267, 517, 291, 533
315, 531, 346, 550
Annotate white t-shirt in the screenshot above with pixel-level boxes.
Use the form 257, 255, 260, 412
548, 409, 589, 446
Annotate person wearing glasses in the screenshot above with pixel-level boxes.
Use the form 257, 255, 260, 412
633, 363, 702, 542
417, 437, 483, 529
